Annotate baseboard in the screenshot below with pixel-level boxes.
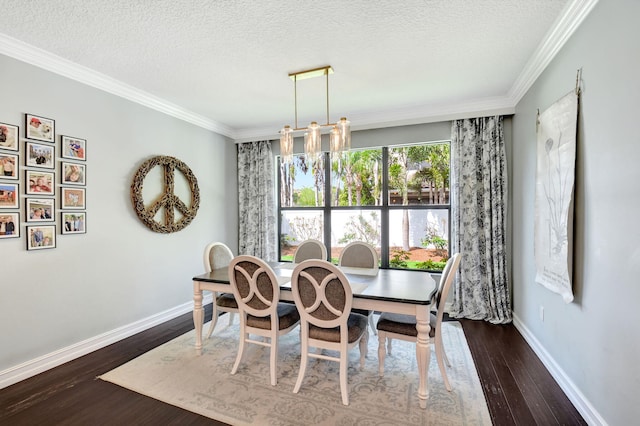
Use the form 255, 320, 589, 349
0, 294, 213, 390
2, 299, 606, 425
512, 313, 607, 426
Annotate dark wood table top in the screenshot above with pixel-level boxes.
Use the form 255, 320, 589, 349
193, 262, 436, 305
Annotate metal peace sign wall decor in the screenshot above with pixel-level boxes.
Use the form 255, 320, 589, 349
131, 155, 200, 233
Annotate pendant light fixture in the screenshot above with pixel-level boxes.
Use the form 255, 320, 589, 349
279, 66, 351, 163
280, 125, 293, 163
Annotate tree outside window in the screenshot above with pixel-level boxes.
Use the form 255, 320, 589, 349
278, 142, 450, 271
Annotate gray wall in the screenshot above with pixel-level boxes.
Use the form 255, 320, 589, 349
0, 54, 238, 372
512, 1, 639, 424
4, 1, 633, 421
271, 120, 453, 156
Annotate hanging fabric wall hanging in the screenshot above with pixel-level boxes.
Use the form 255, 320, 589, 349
533, 69, 581, 303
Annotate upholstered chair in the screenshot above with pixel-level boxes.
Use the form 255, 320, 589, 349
203, 242, 237, 338
291, 259, 368, 405
293, 239, 327, 263
338, 241, 379, 334
229, 255, 300, 386
376, 253, 462, 391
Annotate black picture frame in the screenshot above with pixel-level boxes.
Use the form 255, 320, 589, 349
0, 122, 20, 151
61, 135, 86, 161
61, 161, 86, 186
25, 197, 55, 222
26, 225, 56, 250
0, 183, 19, 209
0, 152, 19, 180
25, 141, 55, 169
25, 113, 55, 143
61, 211, 86, 234
25, 169, 55, 195
0, 212, 20, 239
61, 187, 85, 209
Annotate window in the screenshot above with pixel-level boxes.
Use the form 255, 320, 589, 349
278, 142, 450, 271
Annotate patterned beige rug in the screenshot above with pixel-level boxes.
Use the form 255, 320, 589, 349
100, 318, 491, 425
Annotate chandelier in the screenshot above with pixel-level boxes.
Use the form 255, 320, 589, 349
279, 66, 350, 163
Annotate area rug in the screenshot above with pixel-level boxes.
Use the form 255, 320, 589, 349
99, 318, 491, 425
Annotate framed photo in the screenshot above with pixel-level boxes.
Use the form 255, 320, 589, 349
0, 122, 19, 151
26, 141, 55, 169
61, 136, 86, 161
61, 212, 86, 234
26, 170, 54, 195
0, 212, 20, 239
61, 162, 86, 185
25, 113, 55, 143
61, 187, 85, 209
0, 183, 19, 209
27, 225, 56, 250
26, 198, 55, 222
0, 153, 18, 180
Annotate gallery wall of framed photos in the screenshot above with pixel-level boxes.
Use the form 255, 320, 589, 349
0, 113, 87, 250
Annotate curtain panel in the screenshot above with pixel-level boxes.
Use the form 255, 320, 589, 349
450, 116, 512, 324
237, 141, 276, 261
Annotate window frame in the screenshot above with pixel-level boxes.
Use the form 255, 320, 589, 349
277, 141, 451, 271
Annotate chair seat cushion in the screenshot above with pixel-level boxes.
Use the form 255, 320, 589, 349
247, 303, 301, 330
216, 293, 238, 309
309, 312, 368, 343
376, 312, 437, 338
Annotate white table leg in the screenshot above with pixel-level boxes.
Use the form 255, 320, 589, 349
415, 306, 431, 409
193, 281, 204, 355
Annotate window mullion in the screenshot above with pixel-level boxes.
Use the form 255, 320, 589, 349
277, 160, 282, 261
380, 147, 389, 268
323, 152, 332, 261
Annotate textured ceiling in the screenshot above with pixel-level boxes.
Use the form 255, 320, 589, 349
0, 0, 593, 141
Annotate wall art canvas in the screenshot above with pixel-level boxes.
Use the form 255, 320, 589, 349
534, 90, 578, 303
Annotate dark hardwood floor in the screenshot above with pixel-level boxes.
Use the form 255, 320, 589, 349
1, 306, 585, 425
459, 319, 586, 426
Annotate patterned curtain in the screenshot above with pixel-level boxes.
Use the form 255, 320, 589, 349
237, 141, 276, 261
450, 116, 511, 324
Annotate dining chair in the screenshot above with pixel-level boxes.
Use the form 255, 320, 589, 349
203, 242, 238, 338
228, 255, 301, 386
338, 241, 378, 335
293, 239, 327, 263
376, 253, 462, 391
291, 259, 368, 405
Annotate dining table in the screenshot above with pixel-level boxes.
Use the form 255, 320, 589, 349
192, 262, 438, 409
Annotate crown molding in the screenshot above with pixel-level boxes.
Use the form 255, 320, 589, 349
0, 33, 234, 138
233, 96, 515, 143
350, 96, 515, 129
1, 0, 597, 142
235, 0, 599, 143
508, 0, 599, 103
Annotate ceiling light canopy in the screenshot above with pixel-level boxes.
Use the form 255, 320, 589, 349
280, 66, 350, 163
